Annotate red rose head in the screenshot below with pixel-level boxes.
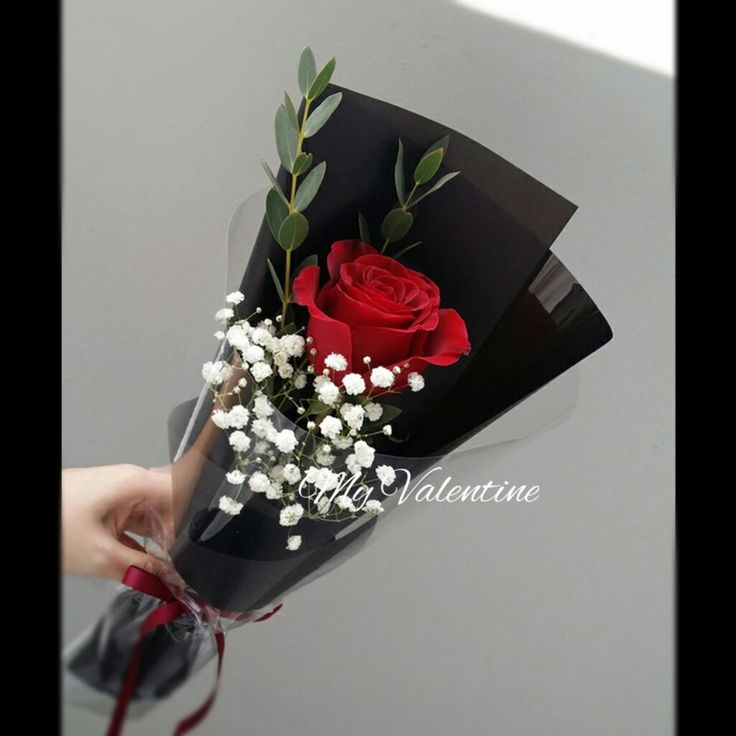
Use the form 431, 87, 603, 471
292, 239, 470, 390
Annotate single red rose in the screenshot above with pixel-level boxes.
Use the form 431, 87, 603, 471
292, 239, 471, 390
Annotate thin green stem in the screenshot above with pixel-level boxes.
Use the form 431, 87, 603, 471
281, 98, 312, 324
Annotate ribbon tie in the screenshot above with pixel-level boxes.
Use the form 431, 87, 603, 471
106, 565, 282, 736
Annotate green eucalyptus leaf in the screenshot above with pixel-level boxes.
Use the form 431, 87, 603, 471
277, 211, 309, 251
294, 253, 318, 277
284, 91, 299, 130
410, 171, 461, 205
267, 258, 285, 301
413, 148, 444, 185
275, 104, 297, 172
266, 188, 289, 241
294, 161, 326, 212
392, 241, 422, 259
260, 159, 289, 206
292, 152, 313, 176
303, 92, 342, 137
364, 403, 402, 427
358, 212, 371, 244
380, 208, 413, 243
426, 134, 450, 157
306, 57, 336, 101
394, 138, 406, 203
298, 47, 317, 97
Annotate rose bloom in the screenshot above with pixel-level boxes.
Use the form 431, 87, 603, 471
292, 240, 470, 389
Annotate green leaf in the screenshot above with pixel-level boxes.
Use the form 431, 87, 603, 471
292, 152, 313, 176
260, 159, 289, 206
303, 92, 342, 137
426, 134, 450, 157
380, 208, 413, 243
267, 258, 285, 301
294, 253, 318, 277
410, 171, 461, 205
364, 403, 402, 427
306, 57, 336, 101
284, 91, 299, 130
413, 148, 444, 185
392, 241, 422, 259
394, 139, 406, 203
358, 212, 371, 244
275, 104, 297, 173
294, 161, 326, 211
298, 47, 317, 97
277, 211, 309, 251
303, 399, 331, 417
266, 188, 289, 241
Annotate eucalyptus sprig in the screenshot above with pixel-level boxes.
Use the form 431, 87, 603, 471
376, 136, 460, 254
262, 47, 342, 324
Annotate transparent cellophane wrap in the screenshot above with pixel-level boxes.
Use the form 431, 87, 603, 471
64, 85, 612, 717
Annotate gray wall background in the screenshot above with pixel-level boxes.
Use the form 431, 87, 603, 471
62, 1, 674, 734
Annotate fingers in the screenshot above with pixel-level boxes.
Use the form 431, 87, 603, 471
103, 537, 165, 581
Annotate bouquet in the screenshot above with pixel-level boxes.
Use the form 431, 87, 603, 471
64, 48, 612, 734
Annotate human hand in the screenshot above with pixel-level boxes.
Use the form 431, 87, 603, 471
62, 464, 173, 580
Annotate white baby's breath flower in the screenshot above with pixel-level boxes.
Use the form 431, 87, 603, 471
335, 495, 356, 512
316, 379, 340, 406
407, 371, 425, 392
248, 471, 270, 494
250, 362, 273, 382
250, 327, 271, 347
305, 467, 339, 492
324, 353, 348, 372
280, 334, 305, 358
274, 429, 298, 454
278, 363, 295, 379
341, 373, 366, 396
218, 496, 243, 515
243, 344, 265, 364
225, 290, 245, 305
254, 439, 270, 455
202, 361, 233, 387
333, 435, 354, 450
339, 403, 365, 431
376, 465, 396, 487
279, 503, 304, 527
269, 465, 285, 482
319, 415, 343, 440
265, 483, 283, 500
238, 377, 248, 388
227, 405, 250, 429
345, 453, 362, 476
253, 394, 274, 419
315, 449, 335, 466
286, 535, 302, 551
369, 366, 395, 389
352, 440, 375, 468
214, 330, 225, 340
228, 431, 251, 453
215, 308, 234, 323
282, 463, 301, 484
382, 424, 393, 436
211, 410, 230, 429
226, 324, 250, 350
293, 372, 308, 390
364, 499, 384, 515
364, 402, 383, 422
250, 417, 276, 440
226, 469, 246, 485
316, 496, 331, 513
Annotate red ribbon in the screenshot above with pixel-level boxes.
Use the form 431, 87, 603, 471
106, 566, 282, 736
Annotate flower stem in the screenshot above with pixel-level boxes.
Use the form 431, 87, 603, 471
281, 98, 312, 324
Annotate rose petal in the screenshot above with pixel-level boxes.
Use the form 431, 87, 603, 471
326, 240, 378, 281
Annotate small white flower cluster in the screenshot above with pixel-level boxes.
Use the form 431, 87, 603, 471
202, 296, 425, 550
